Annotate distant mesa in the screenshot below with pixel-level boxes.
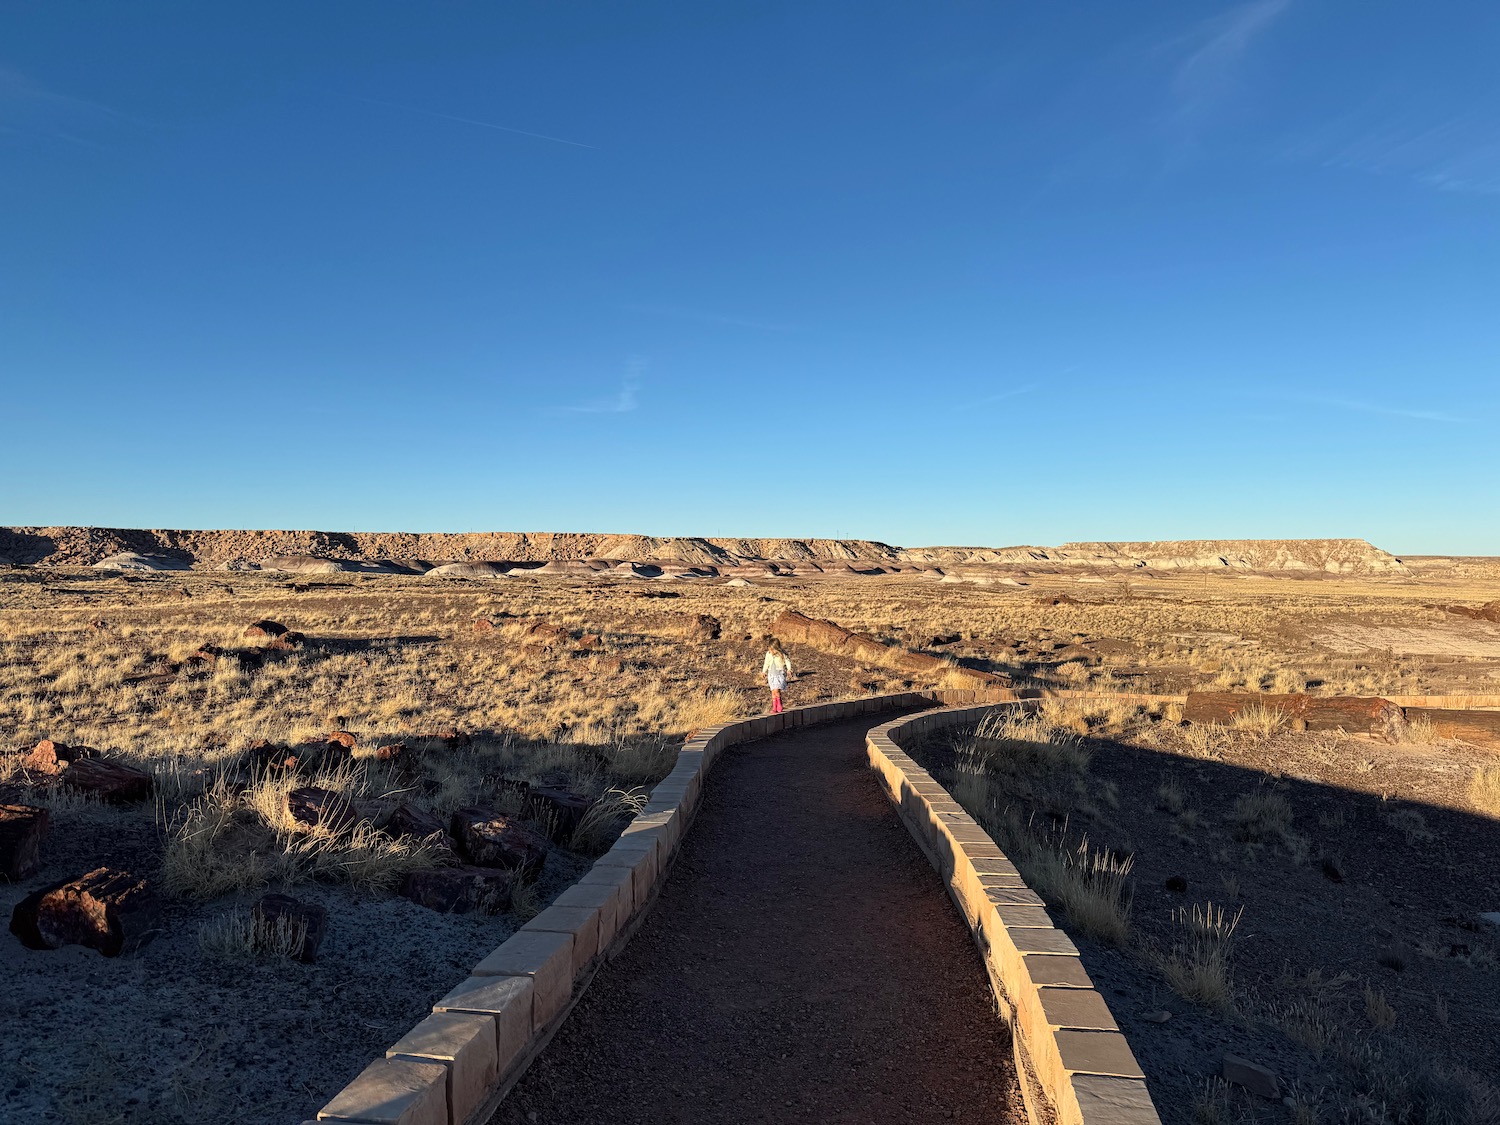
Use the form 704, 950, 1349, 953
0, 527, 1414, 577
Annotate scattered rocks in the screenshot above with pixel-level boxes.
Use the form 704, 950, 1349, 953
0, 804, 48, 880
1222, 1055, 1280, 1099
287, 787, 361, 834
450, 807, 549, 879
400, 865, 514, 914
247, 739, 302, 775
244, 620, 289, 639
10, 867, 162, 956
252, 893, 328, 962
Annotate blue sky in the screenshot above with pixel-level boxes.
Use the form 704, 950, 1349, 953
2, 1, 1497, 553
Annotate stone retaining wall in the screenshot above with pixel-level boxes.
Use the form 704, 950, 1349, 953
308, 691, 979, 1125
866, 702, 1161, 1125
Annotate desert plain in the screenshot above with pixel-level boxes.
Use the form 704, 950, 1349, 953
1, 526, 1498, 1125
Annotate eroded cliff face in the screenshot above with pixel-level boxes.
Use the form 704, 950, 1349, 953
0, 526, 1406, 574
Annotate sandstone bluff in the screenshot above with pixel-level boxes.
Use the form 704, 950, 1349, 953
0, 527, 1408, 575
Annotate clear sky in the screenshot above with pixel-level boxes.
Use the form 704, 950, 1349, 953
3, 2, 1497, 553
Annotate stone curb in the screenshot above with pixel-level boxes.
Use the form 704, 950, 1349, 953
310, 688, 1022, 1125
866, 704, 1163, 1125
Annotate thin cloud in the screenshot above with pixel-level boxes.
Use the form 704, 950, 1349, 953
1171, 0, 1292, 108
1240, 388, 1462, 424
569, 357, 645, 414
1317, 113, 1500, 197
335, 92, 596, 150
623, 303, 795, 333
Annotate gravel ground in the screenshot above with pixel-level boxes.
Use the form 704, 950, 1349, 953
0, 795, 590, 1125
493, 716, 1025, 1125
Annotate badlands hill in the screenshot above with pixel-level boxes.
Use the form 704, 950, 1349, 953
0, 527, 1409, 575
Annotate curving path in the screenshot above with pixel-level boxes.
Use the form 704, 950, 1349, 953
491, 715, 1024, 1125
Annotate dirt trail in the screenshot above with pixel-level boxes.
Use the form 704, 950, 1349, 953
492, 716, 1023, 1125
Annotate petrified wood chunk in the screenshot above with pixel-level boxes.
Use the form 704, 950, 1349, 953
244, 619, 289, 638
523, 787, 595, 842
450, 807, 548, 879
287, 787, 361, 834
10, 867, 161, 956
400, 866, 514, 914
0, 804, 48, 880
252, 893, 328, 962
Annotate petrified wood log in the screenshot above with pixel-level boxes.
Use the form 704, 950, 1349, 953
1407, 708, 1500, 750
10, 867, 161, 956
0, 804, 48, 880
1184, 693, 1406, 737
62, 757, 154, 803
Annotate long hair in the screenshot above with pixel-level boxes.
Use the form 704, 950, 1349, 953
766, 637, 784, 655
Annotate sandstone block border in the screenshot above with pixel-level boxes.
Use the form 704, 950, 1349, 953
865, 702, 1163, 1125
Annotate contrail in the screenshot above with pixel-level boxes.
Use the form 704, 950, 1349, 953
337, 92, 597, 149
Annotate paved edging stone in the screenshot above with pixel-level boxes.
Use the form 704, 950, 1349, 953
866, 702, 1163, 1125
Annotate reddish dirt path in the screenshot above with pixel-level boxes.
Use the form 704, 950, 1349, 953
491, 716, 1023, 1124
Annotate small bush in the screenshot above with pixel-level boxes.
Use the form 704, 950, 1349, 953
1230, 789, 1308, 859
1161, 902, 1242, 1010
1231, 703, 1289, 736
1469, 767, 1500, 818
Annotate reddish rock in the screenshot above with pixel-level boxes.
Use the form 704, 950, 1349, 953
10, 867, 161, 956
268, 631, 305, 651
287, 787, 361, 834
22, 740, 94, 776
439, 728, 471, 750
251, 893, 328, 962
576, 632, 602, 651
1184, 692, 1406, 738
400, 866, 514, 914
451, 807, 549, 878
523, 787, 596, 843
188, 644, 265, 671
244, 619, 289, 639
471, 618, 496, 632
685, 614, 721, 642
1037, 594, 1081, 607
62, 758, 154, 804
88, 618, 109, 631
0, 804, 48, 880
326, 730, 358, 751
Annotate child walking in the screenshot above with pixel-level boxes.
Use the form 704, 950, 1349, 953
762, 637, 793, 714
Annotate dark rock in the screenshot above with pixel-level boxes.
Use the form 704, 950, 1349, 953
1321, 856, 1345, 883
685, 614, 721, 642
1164, 875, 1188, 894
10, 867, 162, 956
451, 807, 549, 878
0, 804, 48, 880
439, 728, 471, 750
268, 631, 305, 651
524, 787, 595, 842
244, 619, 289, 639
386, 802, 449, 845
930, 633, 961, 646
287, 787, 360, 834
247, 739, 302, 775
251, 893, 328, 962
63, 758, 154, 804
400, 866, 513, 914
1222, 1055, 1279, 1099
